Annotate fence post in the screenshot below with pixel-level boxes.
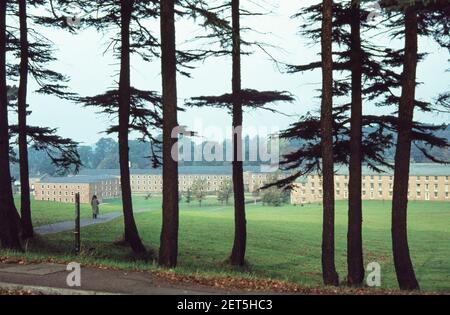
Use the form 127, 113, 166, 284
74, 193, 80, 254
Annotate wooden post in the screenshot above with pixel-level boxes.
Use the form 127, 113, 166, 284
74, 193, 80, 254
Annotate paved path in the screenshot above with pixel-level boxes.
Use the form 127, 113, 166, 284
35, 209, 149, 235
35, 202, 263, 235
0, 262, 240, 295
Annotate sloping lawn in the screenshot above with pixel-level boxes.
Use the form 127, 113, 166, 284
6, 198, 449, 292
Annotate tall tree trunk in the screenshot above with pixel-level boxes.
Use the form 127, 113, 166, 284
391, 5, 419, 291
229, 0, 246, 266
159, 0, 179, 268
18, 0, 33, 239
347, 1, 364, 286
0, 0, 21, 249
118, 0, 145, 254
320, 0, 339, 286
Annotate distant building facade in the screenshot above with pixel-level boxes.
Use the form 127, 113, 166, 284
290, 164, 450, 204
79, 166, 282, 195
35, 175, 121, 204
31, 164, 449, 204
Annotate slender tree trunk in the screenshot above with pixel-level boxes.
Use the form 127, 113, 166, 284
0, 0, 21, 249
320, 0, 339, 286
118, 0, 145, 254
391, 5, 419, 291
159, 0, 179, 268
347, 2, 364, 286
18, 0, 33, 239
229, 0, 246, 266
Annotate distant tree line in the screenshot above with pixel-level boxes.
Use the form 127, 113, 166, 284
10, 125, 450, 178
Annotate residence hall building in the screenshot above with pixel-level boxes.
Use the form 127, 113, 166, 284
290, 163, 450, 205
78, 165, 283, 195
35, 175, 121, 204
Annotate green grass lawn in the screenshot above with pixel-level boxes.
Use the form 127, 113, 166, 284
13, 196, 121, 226
4, 196, 450, 292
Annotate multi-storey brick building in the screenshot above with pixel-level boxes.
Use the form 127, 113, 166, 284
32, 164, 448, 204
78, 166, 280, 195
35, 175, 121, 204
290, 164, 450, 204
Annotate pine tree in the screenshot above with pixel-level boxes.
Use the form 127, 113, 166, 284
73, 0, 165, 254
264, 0, 449, 287
159, 0, 180, 267
6, 0, 81, 239
320, 0, 339, 286
185, 0, 294, 266
380, 0, 449, 291
0, 0, 21, 249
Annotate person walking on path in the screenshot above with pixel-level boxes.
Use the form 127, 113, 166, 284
91, 195, 100, 219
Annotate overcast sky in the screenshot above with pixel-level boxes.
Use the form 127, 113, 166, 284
7, 0, 450, 146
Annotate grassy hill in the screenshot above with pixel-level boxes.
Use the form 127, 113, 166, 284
4, 196, 450, 292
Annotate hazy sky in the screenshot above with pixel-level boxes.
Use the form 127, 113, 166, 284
7, 0, 450, 145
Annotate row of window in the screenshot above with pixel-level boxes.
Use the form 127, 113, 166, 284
301, 182, 449, 191
313, 175, 450, 182
297, 190, 449, 199
301, 189, 449, 198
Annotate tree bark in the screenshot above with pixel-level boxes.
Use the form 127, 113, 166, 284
159, 0, 180, 268
118, 0, 145, 254
18, 0, 33, 239
229, 0, 246, 266
391, 5, 420, 291
0, 0, 22, 249
347, 2, 364, 286
320, 0, 339, 286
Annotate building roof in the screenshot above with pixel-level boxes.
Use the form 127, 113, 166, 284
294, 163, 450, 182
43, 163, 449, 184
334, 163, 450, 176
78, 165, 266, 176
39, 175, 118, 184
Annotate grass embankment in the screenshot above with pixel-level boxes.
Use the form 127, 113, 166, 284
3, 196, 449, 293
